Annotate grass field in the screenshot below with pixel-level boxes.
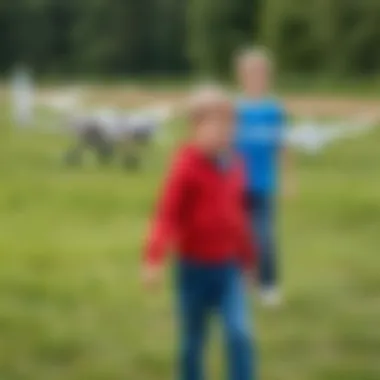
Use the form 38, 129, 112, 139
0, 88, 379, 380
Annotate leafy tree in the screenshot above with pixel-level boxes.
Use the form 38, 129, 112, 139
188, 0, 260, 78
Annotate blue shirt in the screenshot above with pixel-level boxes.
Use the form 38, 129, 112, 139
234, 97, 286, 194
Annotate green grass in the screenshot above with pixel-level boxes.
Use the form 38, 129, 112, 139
0, 99, 380, 380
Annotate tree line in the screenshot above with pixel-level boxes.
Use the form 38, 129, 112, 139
0, 0, 379, 78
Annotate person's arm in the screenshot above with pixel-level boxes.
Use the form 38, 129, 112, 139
280, 108, 296, 198
236, 212, 257, 273
144, 152, 190, 267
282, 146, 296, 198
236, 167, 257, 273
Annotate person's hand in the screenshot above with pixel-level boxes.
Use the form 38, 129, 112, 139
241, 268, 257, 288
142, 262, 163, 291
283, 177, 297, 199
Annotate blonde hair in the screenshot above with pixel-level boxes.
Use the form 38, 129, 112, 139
186, 84, 234, 125
235, 46, 273, 69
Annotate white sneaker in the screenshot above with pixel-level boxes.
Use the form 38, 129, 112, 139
260, 287, 282, 308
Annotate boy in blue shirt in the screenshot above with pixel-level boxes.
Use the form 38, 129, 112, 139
234, 48, 295, 306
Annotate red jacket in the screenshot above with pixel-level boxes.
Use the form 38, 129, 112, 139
144, 145, 256, 269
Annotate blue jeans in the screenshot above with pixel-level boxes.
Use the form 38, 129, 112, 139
246, 192, 277, 288
176, 259, 255, 380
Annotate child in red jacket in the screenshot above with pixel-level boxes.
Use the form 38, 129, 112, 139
143, 87, 257, 380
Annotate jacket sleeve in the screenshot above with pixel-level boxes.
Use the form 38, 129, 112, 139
144, 152, 190, 266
